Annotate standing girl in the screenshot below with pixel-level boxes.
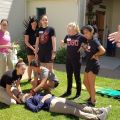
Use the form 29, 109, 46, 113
24, 17, 38, 82
35, 15, 56, 72
81, 25, 106, 106
61, 22, 86, 99
0, 19, 14, 78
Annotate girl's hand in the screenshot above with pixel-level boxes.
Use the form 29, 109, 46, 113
51, 51, 56, 60
32, 48, 36, 54
10, 44, 18, 50
60, 40, 65, 47
91, 54, 99, 60
108, 25, 120, 47
16, 98, 22, 104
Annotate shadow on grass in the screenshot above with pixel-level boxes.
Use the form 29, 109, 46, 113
50, 112, 79, 120
0, 102, 10, 109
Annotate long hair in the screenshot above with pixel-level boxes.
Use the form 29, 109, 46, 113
23, 16, 38, 31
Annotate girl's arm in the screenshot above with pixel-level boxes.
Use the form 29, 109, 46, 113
24, 35, 35, 52
52, 36, 56, 52
16, 80, 22, 93
33, 77, 47, 92
60, 40, 66, 47
35, 37, 39, 60
95, 45, 106, 56
6, 85, 21, 103
92, 45, 106, 59
52, 36, 56, 60
0, 44, 11, 48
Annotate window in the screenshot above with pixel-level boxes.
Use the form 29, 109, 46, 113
37, 7, 46, 20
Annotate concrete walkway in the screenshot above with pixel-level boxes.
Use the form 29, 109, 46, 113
54, 56, 120, 80
22, 56, 120, 80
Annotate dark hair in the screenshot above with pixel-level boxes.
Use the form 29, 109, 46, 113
81, 25, 94, 34
24, 16, 38, 31
15, 58, 26, 68
30, 60, 41, 67
1, 19, 8, 24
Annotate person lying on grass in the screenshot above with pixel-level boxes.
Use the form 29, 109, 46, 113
29, 60, 59, 94
18, 93, 111, 120
108, 25, 120, 47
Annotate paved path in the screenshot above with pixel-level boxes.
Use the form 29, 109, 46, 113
22, 56, 120, 80
54, 56, 120, 80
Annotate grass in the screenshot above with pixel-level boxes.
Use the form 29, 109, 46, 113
0, 70, 120, 120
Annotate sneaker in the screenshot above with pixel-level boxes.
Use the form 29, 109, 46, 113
87, 101, 96, 107
97, 111, 107, 120
60, 91, 71, 97
98, 105, 111, 120
100, 105, 112, 115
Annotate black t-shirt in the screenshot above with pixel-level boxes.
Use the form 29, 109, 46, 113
24, 29, 37, 46
36, 26, 56, 53
0, 70, 22, 88
64, 34, 86, 58
85, 38, 101, 61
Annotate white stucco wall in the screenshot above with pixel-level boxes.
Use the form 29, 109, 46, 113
27, 0, 78, 49
0, 0, 25, 42
0, 0, 13, 20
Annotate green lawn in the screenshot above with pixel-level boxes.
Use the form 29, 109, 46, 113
0, 70, 120, 120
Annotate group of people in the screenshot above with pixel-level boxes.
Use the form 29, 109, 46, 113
0, 15, 115, 119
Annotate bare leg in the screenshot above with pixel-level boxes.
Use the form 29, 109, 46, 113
88, 72, 96, 103
27, 55, 35, 80
83, 72, 91, 97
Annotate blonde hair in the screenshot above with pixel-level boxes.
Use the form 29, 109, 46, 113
15, 58, 25, 68
67, 22, 80, 33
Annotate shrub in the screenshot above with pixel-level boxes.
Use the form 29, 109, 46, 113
55, 47, 67, 64
17, 46, 28, 63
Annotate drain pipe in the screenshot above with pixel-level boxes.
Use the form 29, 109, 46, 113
77, 0, 87, 27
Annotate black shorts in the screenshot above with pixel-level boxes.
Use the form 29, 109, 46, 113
38, 51, 53, 63
26, 47, 35, 55
85, 59, 100, 75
